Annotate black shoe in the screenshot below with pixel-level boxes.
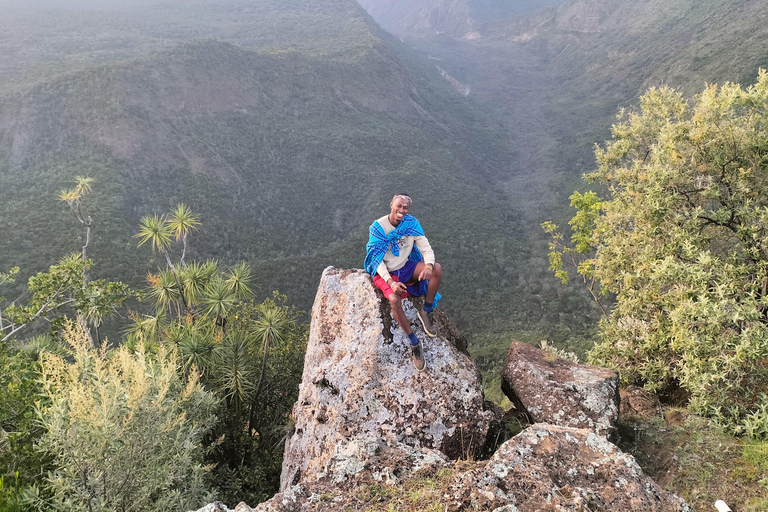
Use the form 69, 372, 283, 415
411, 339, 426, 372
417, 308, 436, 337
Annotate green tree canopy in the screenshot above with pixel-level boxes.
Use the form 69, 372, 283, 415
548, 70, 768, 438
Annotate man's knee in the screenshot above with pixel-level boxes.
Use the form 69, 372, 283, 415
387, 293, 402, 309
432, 262, 443, 278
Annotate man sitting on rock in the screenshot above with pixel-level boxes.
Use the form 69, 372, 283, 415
364, 193, 443, 371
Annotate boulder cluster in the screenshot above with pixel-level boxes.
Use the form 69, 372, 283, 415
192, 267, 691, 512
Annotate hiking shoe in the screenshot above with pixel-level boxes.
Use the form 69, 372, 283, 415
412, 339, 426, 372
417, 308, 436, 337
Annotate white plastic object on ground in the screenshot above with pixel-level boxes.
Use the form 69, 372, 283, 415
713, 500, 731, 512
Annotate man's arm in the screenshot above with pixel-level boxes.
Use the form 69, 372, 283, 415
377, 262, 407, 293
376, 262, 393, 283
414, 236, 435, 266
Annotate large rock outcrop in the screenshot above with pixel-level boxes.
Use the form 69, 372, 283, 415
279, 267, 492, 491
447, 423, 690, 511
501, 340, 620, 438
192, 267, 691, 512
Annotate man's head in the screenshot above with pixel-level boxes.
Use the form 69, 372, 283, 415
389, 193, 411, 225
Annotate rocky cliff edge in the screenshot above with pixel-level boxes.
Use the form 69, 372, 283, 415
193, 267, 692, 512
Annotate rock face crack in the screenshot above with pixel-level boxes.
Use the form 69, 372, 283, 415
313, 377, 339, 396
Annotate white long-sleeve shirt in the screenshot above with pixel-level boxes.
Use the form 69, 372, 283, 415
374, 215, 435, 282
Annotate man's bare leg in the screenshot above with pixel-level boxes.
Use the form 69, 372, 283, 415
412, 261, 443, 303
387, 293, 412, 335
388, 292, 425, 371
411, 261, 442, 337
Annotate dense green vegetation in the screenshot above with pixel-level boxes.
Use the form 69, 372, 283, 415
28, 323, 216, 512
2, 0, 767, 388
369, 0, 768, 391
548, 73, 768, 438
619, 410, 768, 511
1, 0, 570, 362
0, 190, 307, 510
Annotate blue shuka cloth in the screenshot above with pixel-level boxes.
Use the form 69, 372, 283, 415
364, 214, 440, 306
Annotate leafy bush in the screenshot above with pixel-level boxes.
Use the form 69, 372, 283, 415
0, 340, 49, 512
548, 70, 768, 437
29, 321, 217, 512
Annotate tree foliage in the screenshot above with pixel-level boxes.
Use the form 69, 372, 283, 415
0, 340, 50, 512
129, 206, 308, 503
1, 187, 308, 508
548, 70, 768, 437
28, 321, 217, 512
1, 255, 131, 345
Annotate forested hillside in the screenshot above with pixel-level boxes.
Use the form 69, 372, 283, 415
3, 0, 768, 509
4, 0, 768, 389
357, 0, 768, 373
0, 0, 546, 343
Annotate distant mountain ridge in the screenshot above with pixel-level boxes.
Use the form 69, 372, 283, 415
355, 0, 562, 37
4, 0, 768, 375
0, 0, 382, 89
359, 0, 768, 92
353, 0, 768, 371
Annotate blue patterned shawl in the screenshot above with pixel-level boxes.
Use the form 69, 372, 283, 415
364, 214, 424, 276
364, 214, 441, 306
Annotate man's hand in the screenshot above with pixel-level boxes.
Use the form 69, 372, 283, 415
418, 266, 433, 281
390, 280, 407, 295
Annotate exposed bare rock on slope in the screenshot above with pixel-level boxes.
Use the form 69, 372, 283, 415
501, 340, 619, 438
192, 268, 690, 512
279, 267, 491, 491
232, 424, 693, 512
447, 423, 691, 512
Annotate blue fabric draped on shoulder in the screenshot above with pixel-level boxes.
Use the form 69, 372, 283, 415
364, 214, 424, 276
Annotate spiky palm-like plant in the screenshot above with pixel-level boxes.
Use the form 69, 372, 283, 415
124, 311, 166, 348
146, 270, 181, 317
168, 203, 201, 269
213, 331, 255, 426
248, 304, 288, 433
201, 278, 236, 333
225, 262, 254, 301
176, 326, 216, 375
136, 214, 190, 314
58, 176, 94, 261
180, 260, 217, 308
135, 214, 173, 259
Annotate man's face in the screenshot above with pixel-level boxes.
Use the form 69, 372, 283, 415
390, 196, 411, 224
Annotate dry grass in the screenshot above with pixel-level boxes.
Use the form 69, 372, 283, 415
303, 463, 482, 512
618, 409, 768, 511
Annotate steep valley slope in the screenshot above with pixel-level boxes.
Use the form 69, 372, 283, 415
4, 0, 768, 381
0, 0, 538, 345
356, 0, 768, 367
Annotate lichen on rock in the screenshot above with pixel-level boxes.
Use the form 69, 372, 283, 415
501, 340, 620, 438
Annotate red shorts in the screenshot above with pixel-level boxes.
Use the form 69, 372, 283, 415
372, 259, 428, 299
372, 273, 411, 299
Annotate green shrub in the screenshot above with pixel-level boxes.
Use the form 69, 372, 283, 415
29, 321, 217, 512
548, 71, 768, 438
0, 340, 47, 512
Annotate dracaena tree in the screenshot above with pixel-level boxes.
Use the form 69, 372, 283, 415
546, 70, 768, 438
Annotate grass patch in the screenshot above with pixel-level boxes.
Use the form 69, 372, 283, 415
311, 463, 479, 512
619, 410, 768, 511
